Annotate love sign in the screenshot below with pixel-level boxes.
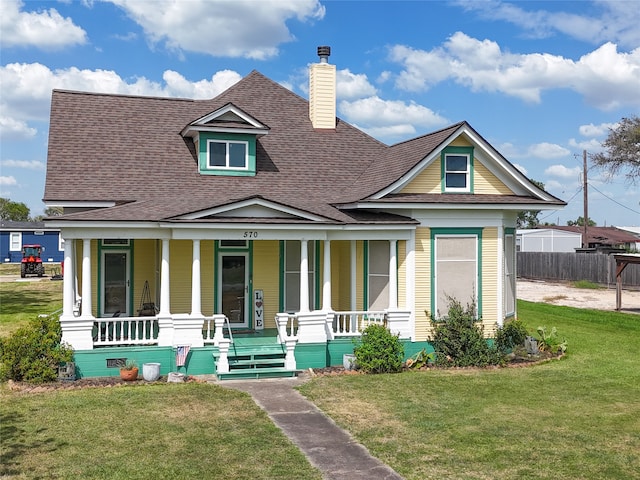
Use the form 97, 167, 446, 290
254, 289, 264, 330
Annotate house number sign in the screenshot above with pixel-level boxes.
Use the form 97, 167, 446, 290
254, 289, 264, 330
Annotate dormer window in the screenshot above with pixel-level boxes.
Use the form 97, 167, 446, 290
208, 139, 248, 170
441, 146, 474, 193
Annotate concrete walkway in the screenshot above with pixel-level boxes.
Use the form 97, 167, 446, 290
221, 376, 404, 480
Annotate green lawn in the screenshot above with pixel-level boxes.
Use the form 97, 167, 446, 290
0, 382, 322, 480
299, 300, 640, 480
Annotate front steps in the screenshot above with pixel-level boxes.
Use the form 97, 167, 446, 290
214, 341, 297, 380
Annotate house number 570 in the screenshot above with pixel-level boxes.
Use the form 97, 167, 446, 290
243, 231, 258, 238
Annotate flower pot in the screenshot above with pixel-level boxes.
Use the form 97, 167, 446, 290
120, 367, 138, 381
142, 363, 161, 381
343, 354, 357, 371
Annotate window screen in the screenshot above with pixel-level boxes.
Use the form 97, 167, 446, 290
435, 236, 477, 317
368, 240, 390, 310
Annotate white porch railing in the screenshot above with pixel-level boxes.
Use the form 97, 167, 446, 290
92, 317, 159, 347
276, 313, 298, 341
331, 310, 386, 337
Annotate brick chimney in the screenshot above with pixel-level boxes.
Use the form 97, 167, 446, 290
309, 46, 336, 130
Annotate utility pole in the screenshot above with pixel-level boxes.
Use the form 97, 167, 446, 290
583, 150, 588, 249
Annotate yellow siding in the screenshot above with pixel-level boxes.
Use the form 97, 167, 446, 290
450, 137, 472, 147
474, 161, 514, 195
400, 161, 441, 194
397, 240, 406, 309
481, 228, 499, 335
356, 241, 364, 309
169, 240, 192, 314
331, 240, 352, 311
414, 228, 431, 341
133, 239, 157, 313
253, 241, 280, 329
201, 241, 214, 315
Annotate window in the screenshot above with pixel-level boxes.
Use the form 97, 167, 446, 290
432, 229, 482, 318
283, 241, 315, 312
441, 146, 473, 193
9, 232, 21, 251
367, 240, 390, 310
207, 140, 248, 170
504, 232, 516, 316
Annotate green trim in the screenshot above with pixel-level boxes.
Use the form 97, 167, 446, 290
430, 228, 483, 318
363, 240, 369, 310
441, 146, 474, 193
198, 132, 257, 176
505, 227, 515, 235
278, 241, 285, 312
214, 240, 252, 328
314, 240, 321, 310
97, 240, 134, 318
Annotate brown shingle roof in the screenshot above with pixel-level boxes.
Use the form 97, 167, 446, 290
44, 70, 561, 224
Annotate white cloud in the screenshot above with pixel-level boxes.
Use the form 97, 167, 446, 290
545, 164, 581, 178
527, 143, 570, 159
0, 117, 37, 141
0, 160, 46, 170
0, 63, 243, 129
568, 137, 604, 152
336, 69, 377, 100
106, 0, 325, 59
0, 0, 87, 49
453, 0, 640, 49
0, 176, 18, 186
579, 122, 617, 137
338, 96, 449, 143
389, 32, 640, 110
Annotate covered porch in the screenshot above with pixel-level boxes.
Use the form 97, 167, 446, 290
57, 227, 415, 378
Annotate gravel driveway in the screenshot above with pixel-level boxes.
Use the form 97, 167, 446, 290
518, 279, 640, 313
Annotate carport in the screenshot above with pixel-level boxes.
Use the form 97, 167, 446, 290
614, 253, 640, 310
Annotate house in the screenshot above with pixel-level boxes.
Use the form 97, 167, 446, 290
0, 220, 64, 264
43, 47, 565, 379
516, 228, 582, 252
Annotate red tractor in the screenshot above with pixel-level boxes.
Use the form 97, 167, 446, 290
21, 244, 45, 278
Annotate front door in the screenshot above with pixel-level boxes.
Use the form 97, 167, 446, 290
101, 251, 130, 317
219, 253, 249, 328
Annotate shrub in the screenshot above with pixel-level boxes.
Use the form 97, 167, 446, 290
495, 318, 529, 353
428, 297, 502, 367
536, 326, 568, 354
353, 323, 404, 373
0, 315, 73, 383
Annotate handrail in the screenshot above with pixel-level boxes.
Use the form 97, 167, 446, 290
224, 314, 234, 344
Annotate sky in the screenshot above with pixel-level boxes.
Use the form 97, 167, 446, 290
1, 0, 639, 227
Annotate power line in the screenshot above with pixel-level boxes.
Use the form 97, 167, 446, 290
588, 183, 640, 215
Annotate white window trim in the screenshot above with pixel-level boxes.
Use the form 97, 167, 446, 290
207, 139, 249, 170
9, 232, 21, 251
367, 240, 390, 310
58, 234, 65, 252
444, 153, 471, 192
284, 240, 315, 312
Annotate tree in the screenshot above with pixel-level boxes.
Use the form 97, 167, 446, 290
567, 216, 596, 227
591, 116, 640, 184
32, 207, 63, 221
517, 179, 546, 229
0, 198, 30, 221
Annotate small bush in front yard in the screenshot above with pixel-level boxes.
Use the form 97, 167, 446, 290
428, 297, 502, 367
536, 325, 568, 354
495, 318, 529, 354
0, 315, 73, 383
353, 324, 404, 373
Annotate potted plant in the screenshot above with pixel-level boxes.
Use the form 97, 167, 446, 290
120, 360, 138, 381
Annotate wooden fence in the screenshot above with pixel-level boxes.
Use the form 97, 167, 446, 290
517, 252, 640, 288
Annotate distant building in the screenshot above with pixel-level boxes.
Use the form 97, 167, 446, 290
0, 221, 64, 263
516, 228, 582, 252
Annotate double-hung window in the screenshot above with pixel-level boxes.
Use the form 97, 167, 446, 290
208, 140, 248, 170
442, 146, 473, 193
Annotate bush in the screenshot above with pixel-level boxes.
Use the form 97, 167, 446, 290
495, 318, 529, 353
0, 315, 73, 383
428, 297, 502, 367
536, 326, 568, 354
353, 324, 404, 373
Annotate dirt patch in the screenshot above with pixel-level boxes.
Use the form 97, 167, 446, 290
517, 279, 640, 313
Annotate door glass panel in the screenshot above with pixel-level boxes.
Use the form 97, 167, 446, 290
104, 252, 127, 315
221, 255, 246, 325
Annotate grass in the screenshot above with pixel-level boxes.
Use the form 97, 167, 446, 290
572, 279, 604, 289
0, 275, 62, 337
299, 300, 640, 480
0, 382, 322, 479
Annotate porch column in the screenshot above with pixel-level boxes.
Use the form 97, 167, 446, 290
80, 239, 93, 318
322, 239, 332, 311
62, 239, 74, 317
159, 239, 170, 315
156, 238, 173, 347
299, 239, 310, 313
350, 240, 357, 311
389, 239, 398, 310
190, 239, 201, 316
